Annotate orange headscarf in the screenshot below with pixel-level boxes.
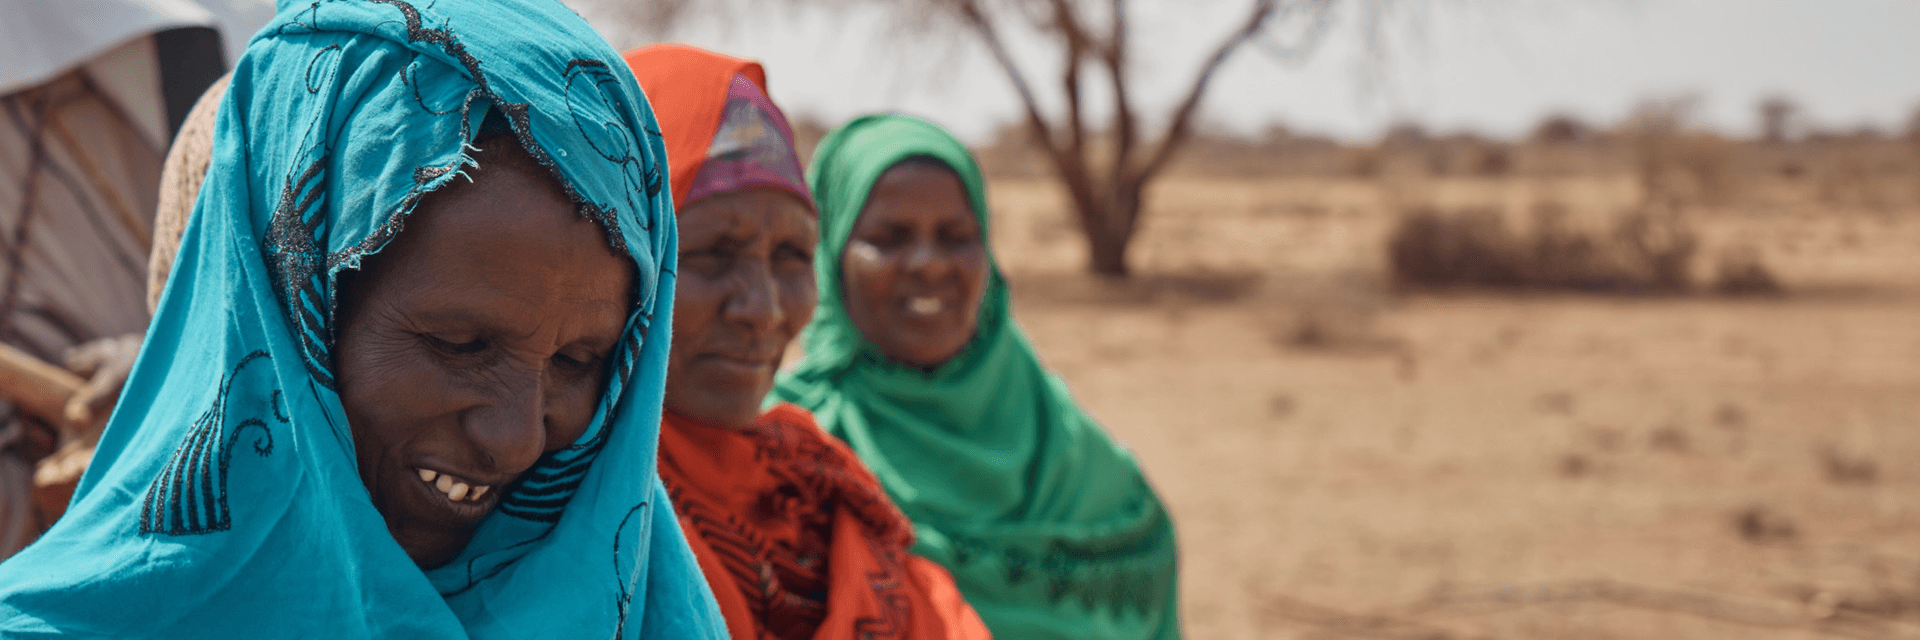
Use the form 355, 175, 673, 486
623, 43, 810, 209
658, 406, 990, 640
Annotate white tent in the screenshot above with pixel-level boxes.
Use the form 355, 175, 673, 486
0, 0, 271, 364
0, 0, 273, 554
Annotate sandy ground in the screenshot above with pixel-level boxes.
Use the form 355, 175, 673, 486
991, 175, 1920, 639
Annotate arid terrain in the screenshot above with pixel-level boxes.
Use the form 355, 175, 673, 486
988, 155, 1920, 638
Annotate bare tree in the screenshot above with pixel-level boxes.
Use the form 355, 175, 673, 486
588, 0, 1360, 277
939, 0, 1344, 276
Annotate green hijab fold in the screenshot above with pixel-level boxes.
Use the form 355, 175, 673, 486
774, 114, 1181, 640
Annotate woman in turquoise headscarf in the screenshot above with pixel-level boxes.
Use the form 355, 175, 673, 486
0, 0, 727, 637
773, 114, 1181, 640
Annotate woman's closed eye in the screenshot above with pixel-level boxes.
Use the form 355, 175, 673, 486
857, 226, 912, 251
773, 242, 812, 268
551, 348, 606, 376
939, 224, 979, 247
423, 333, 487, 355
682, 243, 739, 275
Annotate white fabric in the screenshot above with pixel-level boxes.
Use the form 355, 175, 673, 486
81, 37, 171, 152
0, 0, 274, 95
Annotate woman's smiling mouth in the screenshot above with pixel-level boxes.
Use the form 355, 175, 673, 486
410, 466, 504, 525
907, 296, 943, 316
416, 467, 492, 502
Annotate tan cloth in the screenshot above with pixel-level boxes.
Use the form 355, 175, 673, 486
146, 73, 227, 313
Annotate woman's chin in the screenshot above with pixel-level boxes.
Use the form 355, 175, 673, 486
878, 337, 970, 370
667, 364, 774, 427
391, 525, 472, 569
668, 399, 764, 428
666, 394, 765, 429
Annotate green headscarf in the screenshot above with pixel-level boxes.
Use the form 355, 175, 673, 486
773, 114, 1181, 640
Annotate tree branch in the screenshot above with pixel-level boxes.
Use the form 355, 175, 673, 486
944, 0, 1061, 162
1132, 0, 1283, 190
1048, 0, 1091, 186
945, 0, 1103, 226
1103, 0, 1135, 190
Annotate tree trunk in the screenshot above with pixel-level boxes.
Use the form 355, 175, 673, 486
1078, 196, 1139, 277
1086, 224, 1132, 276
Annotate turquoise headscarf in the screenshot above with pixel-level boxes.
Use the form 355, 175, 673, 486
773, 114, 1181, 640
0, 1, 727, 638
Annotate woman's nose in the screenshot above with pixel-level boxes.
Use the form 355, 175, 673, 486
902, 236, 952, 279
723, 259, 784, 331
462, 367, 547, 475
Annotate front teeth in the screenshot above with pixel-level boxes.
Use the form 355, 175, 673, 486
908, 297, 942, 315
416, 467, 491, 503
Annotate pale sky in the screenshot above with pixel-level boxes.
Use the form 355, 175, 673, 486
569, 0, 1920, 144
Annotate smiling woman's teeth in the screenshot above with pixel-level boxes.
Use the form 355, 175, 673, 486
416, 467, 491, 502
908, 297, 942, 315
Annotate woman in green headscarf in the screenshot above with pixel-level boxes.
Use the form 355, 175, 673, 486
773, 114, 1181, 640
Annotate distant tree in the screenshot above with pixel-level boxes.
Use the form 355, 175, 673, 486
921, 0, 1362, 276
1757, 95, 1797, 144
598, 0, 1393, 277
1530, 113, 1588, 144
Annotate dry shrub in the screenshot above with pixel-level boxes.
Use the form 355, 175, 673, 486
1531, 113, 1590, 145
1387, 207, 1529, 289
1734, 505, 1799, 544
1625, 98, 1735, 207
1712, 245, 1782, 296
1387, 202, 1702, 294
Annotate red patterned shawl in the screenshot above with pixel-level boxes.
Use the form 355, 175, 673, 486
658, 404, 991, 640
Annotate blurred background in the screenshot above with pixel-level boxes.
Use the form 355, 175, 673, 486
8, 0, 1920, 637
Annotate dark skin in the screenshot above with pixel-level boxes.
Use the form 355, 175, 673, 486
665, 189, 817, 427
334, 146, 633, 569
841, 161, 990, 369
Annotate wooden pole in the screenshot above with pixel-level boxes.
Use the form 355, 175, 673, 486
0, 341, 82, 429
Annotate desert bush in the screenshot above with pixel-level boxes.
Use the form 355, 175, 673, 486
1712, 245, 1782, 296
1531, 113, 1590, 145
1624, 98, 1735, 207
1387, 202, 1709, 294
1387, 207, 1531, 289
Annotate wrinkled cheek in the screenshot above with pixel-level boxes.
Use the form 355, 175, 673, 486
781, 277, 818, 331
545, 379, 605, 449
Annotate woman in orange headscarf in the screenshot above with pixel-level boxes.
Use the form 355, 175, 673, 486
623, 44, 991, 640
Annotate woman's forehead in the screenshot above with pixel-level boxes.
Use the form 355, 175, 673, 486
861, 167, 973, 220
